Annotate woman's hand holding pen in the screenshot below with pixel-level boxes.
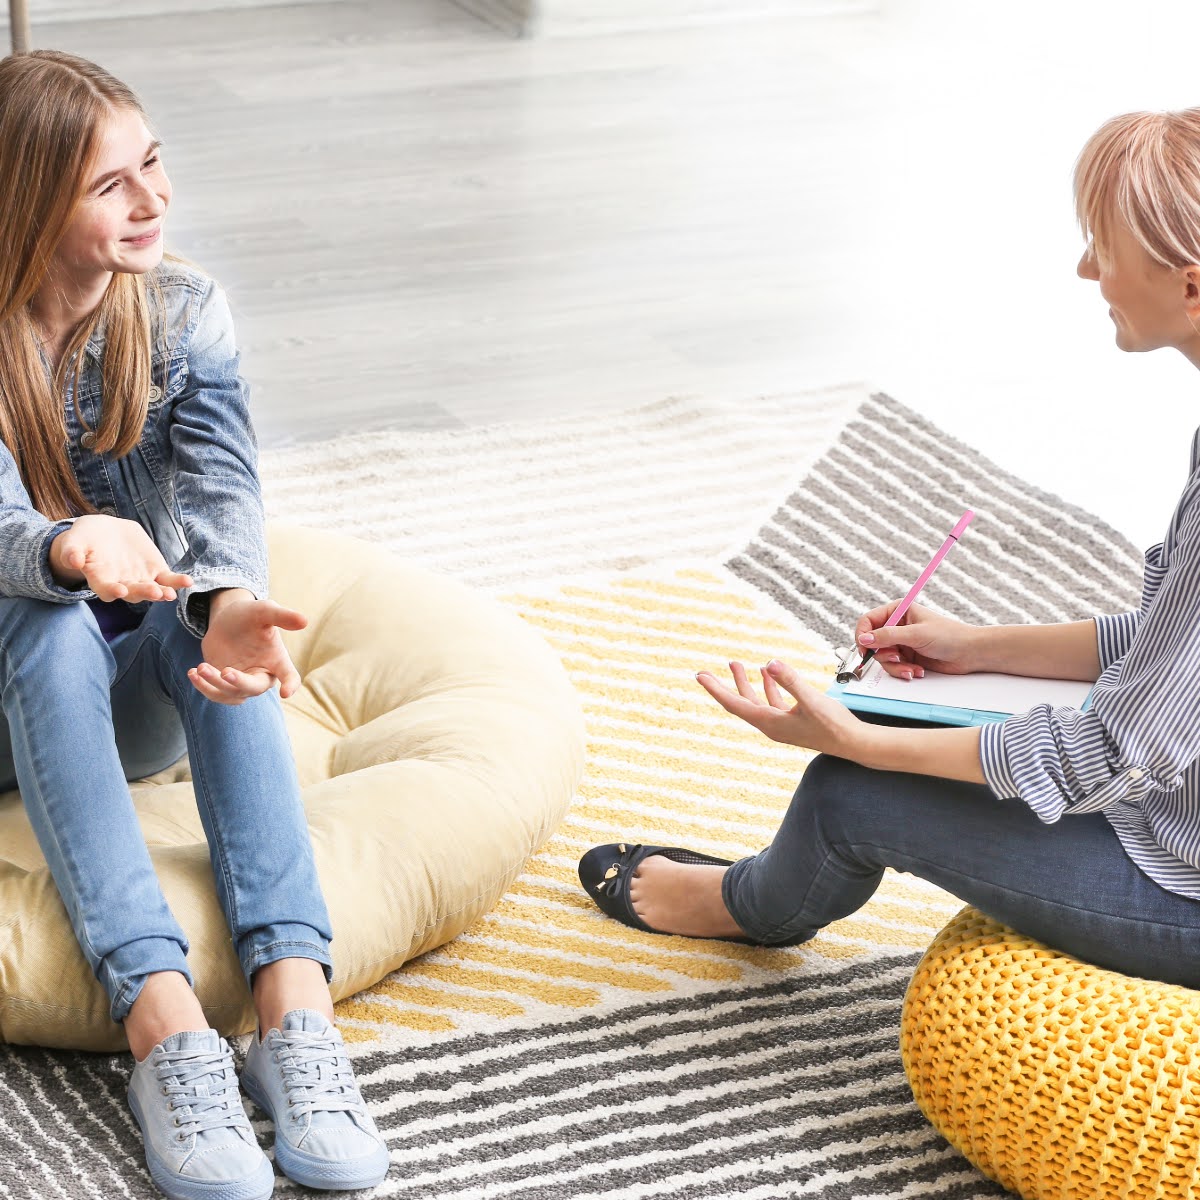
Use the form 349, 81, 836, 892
697, 660, 863, 755
855, 601, 981, 681
191, 590, 307, 705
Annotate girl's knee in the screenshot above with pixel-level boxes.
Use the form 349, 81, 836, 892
0, 594, 89, 626
0, 597, 105, 664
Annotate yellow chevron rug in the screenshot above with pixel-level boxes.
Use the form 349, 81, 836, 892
334, 564, 963, 1047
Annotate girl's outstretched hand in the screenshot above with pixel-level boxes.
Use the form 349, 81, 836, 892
50, 514, 192, 602
192, 593, 308, 705
697, 659, 863, 756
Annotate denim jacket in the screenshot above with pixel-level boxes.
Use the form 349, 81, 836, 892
0, 262, 267, 638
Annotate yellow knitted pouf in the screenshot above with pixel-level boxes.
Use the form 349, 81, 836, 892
901, 907, 1200, 1200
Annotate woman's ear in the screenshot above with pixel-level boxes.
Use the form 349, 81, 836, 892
1186, 265, 1200, 301
1185, 266, 1200, 337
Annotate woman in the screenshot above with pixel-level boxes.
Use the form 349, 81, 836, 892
0, 51, 388, 1200
580, 108, 1200, 991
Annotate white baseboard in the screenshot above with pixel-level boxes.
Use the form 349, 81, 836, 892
1, 0, 338, 25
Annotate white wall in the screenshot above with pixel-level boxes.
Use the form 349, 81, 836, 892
517, 0, 876, 37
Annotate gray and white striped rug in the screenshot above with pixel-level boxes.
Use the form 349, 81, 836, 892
359, 956, 1005, 1199
0, 956, 1007, 1200
728, 392, 1143, 640
0, 387, 1145, 1198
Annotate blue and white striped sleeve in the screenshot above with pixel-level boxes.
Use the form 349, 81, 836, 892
1094, 611, 1140, 671
980, 525, 1200, 824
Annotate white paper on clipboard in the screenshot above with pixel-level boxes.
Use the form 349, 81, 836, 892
841, 659, 1093, 715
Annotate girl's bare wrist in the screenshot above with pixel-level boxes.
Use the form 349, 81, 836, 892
208, 587, 254, 619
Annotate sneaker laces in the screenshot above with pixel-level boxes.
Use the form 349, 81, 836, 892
155, 1046, 245, 1142
271, 1031, 363, 1119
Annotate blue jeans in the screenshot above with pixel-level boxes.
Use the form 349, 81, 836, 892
723, 752, 1200, 987
0, 595, 333, 1024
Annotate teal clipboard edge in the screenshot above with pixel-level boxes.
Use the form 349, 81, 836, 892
825, 679, 1095, 728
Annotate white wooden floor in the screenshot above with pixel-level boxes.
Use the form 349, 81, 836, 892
22, 0, 1200, 547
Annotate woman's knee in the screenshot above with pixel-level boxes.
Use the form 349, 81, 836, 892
794, 753, 869, 810
797, 753, 863, 796
790, 754, 888, 845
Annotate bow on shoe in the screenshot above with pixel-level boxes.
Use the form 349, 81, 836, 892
598, 843, 641, 897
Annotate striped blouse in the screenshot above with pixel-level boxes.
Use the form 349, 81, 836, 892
980, 423, 1200, 901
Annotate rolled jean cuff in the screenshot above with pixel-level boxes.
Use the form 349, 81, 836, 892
101, 936, 193, 1024
239, 922, 333, 986
722, 856, 774, 942
722, 855, 818, 947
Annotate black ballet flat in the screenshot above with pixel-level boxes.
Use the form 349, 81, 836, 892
577, 842, 737, 936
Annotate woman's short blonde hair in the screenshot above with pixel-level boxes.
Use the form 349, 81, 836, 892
1074, 108, 1200, 269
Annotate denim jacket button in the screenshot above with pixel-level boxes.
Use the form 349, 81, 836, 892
80, 432, 96, 450
148, 385, 163, 403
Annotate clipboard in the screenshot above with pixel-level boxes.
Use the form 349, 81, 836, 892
826, 658, 1095, 728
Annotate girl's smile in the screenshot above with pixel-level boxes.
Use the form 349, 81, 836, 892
122, 227, 161, 248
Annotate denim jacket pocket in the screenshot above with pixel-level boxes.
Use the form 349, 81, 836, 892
152, 351, 188, 408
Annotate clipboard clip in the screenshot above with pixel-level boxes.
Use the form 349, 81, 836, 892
835, 646, 868, 685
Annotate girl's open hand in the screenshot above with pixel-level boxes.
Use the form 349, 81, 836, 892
697, 659, 863, 756
192, 595, 308, 705
50, 514, 192, 602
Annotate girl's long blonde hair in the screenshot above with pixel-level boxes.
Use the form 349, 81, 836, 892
0, 50, 163, 520
1074, 108, 1200, 273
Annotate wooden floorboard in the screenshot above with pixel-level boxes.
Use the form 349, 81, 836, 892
13, 0, 1200, 542
27, 1, 877, 447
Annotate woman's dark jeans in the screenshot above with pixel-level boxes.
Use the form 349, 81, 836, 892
722, 752, 1200, 987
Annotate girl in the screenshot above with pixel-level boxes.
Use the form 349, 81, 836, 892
580, 109, 1200, 997
0, 51, 388, 1200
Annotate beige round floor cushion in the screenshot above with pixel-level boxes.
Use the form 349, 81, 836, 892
0, 523, 585, 1051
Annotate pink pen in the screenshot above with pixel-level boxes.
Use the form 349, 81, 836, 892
835, 509, 975, 683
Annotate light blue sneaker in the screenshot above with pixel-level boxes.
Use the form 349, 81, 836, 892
127, 1030, 274, 1200
241, 1010, 389, 1191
